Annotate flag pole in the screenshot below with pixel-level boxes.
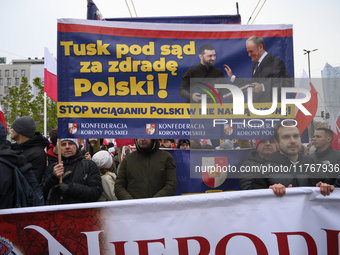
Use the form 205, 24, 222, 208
58, 138, 63, 200
44, 92, 47, 137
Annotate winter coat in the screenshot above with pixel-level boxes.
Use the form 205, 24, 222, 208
98, 172, 117, 201
252, 151, 316, 189
115, 140, 177, 200
239, 150, 269, 190
11, 132, 49, 184
42, 150, 103, 205
309, 145, 340, 185
0, 144, 27, 209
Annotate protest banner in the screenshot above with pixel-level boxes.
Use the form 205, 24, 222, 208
0, 188, 339, 254
169, 149, 250, 194
57, 19, 295, 139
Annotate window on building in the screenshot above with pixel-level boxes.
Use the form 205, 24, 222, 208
15, 78, 19, 86
13, 70, 17, 77
0, 78, 3, 85
0, 70, 2, 77
4, 86, 8, 94
7, 78, 11, 85
0, 95, 3, 101
21, 69, 26, 77
5, 70, 9, 77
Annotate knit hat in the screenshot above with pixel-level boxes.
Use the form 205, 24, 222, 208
60, 138, 79, 149
220, 140, 234, 149
0, 122, 7, 144
177, 139, 190, 148
12, 116, 36, 138
92, 150, 113, 169
255, 139, 275, 149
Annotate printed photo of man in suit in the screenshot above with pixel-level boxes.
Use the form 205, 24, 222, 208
224, 36, 292, 103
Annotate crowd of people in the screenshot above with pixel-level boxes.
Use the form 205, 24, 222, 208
0, 116, 339, 209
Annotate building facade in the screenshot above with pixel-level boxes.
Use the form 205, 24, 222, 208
0, 58, 44, 117
321, 63, 340, 118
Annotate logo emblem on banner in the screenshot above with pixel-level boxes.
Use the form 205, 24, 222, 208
68, 123, 78, 135
146, 124, 155, 135
0, 237, 13, 254
224, 124, 233, 135
202, 157, 228, 188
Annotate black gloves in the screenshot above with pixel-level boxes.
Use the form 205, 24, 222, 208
54, 183, 70, 196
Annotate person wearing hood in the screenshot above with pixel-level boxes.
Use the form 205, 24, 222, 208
252, 121, 334, 197
0, 122, 30, 208
239, 139, 277, 190
115, 139, 177, 200
42, 138, 103, 205
11, 116, 49, 184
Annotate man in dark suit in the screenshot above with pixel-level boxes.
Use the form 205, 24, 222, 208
224, 36, 292, 103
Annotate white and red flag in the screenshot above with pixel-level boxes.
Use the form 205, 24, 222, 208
44, 48, 57, 102
115, 139, 135, 148
334, 109, 340, 138
295, 70, 318, 135
328, 110, 340, 150
0, 105, 7, 132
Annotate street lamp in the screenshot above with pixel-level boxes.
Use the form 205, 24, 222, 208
303, 49, 318, 78
303, 49, 318, 137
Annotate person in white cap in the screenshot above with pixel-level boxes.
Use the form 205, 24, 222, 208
42, 138, 103, 205
92, 150, 117, 201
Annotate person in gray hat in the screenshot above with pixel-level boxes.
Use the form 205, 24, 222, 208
11, 116, 49, 184
42, 138, 103, 205
219, 140, 234, 150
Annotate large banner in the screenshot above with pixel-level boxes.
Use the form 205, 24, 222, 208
0, 188, 339, 254
57, 19, 294, 139
170, 149, 251, 194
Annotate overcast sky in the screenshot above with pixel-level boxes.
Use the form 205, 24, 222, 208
1, 0, 339, 79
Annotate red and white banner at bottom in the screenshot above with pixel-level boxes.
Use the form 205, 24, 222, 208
0, 187, 339, 255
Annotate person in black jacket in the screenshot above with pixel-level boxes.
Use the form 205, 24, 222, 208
0, 122, 29, 209
310, 128, 340, 184
239, 139, 277, 190
252, 121, 334, 197
224, 36, 292, 103
42, 138, 103, 205
11, 116, 49, 184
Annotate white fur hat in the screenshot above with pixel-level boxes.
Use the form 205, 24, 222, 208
92, 150, 113, 169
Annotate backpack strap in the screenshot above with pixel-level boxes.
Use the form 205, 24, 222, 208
20, 163, 33, 174
0, 157, 17, 208
81, 159, 91, 183
0, 156, 16, 169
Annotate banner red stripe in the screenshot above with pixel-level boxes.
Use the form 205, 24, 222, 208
57, 23, 293, 39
